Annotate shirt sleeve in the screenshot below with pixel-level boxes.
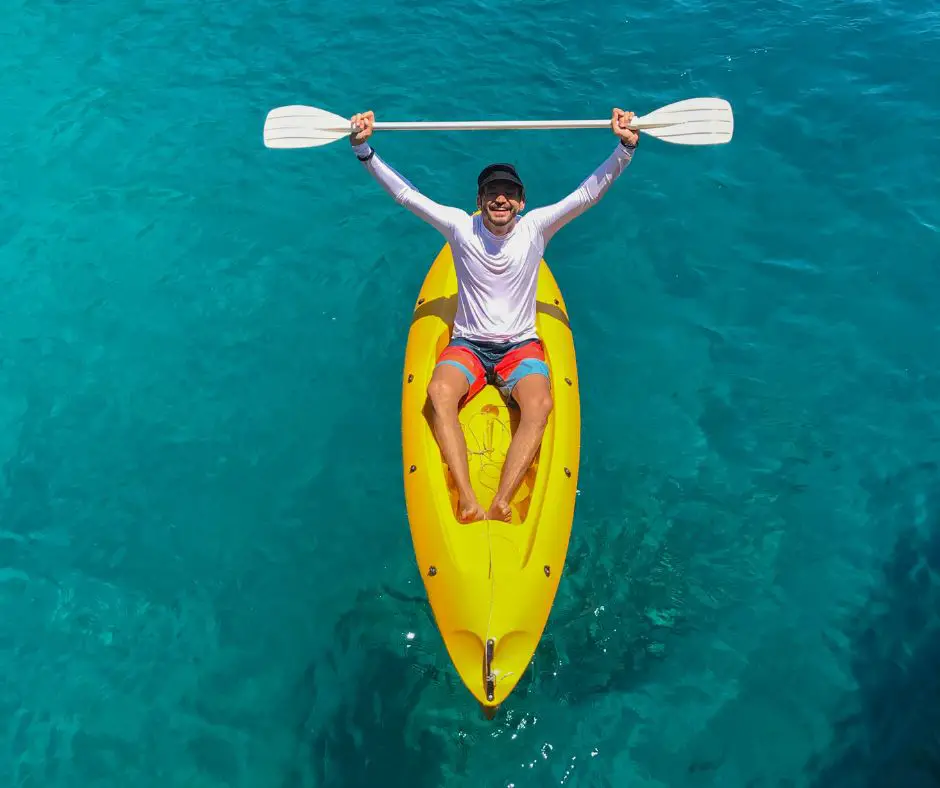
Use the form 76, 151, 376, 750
523, 142, 636, 243
354, 143, 467, 238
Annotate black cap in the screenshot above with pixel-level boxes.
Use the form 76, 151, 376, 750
477, 163, 524, 192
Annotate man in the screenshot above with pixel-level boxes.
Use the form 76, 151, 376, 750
350, 108, 639, 523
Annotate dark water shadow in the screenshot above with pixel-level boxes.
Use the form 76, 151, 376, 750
281, 587, 458, 788
803, 474, 940, 788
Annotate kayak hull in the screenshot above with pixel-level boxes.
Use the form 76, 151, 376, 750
401, 239, 581, 712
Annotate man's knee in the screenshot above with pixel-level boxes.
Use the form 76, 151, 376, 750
515, 377, 553, 424
525, 392, 553, 424
427, 375, 463, 415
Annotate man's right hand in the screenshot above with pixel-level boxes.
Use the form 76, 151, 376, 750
350, 111, 375, 146
611, 108, 639, 147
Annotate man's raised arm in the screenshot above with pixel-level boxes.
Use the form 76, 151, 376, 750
350, 110, 466, 239
524, 108, 640, 244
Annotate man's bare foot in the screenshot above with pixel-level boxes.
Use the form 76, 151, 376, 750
486, 498, 512, 523
458, 499, 485, 523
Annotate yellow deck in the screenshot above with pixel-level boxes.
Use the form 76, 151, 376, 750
400, 238, 581, 713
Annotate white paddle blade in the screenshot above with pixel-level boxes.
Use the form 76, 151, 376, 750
263, 105, 353, 149
634, 97, 734, 145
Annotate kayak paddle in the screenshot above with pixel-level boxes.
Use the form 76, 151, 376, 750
262, 97, 734, 149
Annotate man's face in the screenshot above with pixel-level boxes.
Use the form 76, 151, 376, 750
478, 179, 525, 229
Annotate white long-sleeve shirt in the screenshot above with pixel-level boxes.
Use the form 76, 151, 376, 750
354, 140, 635, 343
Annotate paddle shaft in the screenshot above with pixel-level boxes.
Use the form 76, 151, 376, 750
360, 118, 673, 132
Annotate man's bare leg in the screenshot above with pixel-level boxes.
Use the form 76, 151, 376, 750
486, 374, 553, 522
426, 365, 485, 523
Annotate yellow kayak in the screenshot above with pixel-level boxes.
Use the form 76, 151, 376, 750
400, 237, 581, 715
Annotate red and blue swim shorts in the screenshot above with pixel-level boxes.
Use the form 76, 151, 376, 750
434, 335, 550, 405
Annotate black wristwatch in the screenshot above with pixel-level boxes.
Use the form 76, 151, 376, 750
357, 147, 375, 162
620, 138, 637, 151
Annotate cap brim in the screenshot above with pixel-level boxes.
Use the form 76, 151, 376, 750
478, 172, 524, 190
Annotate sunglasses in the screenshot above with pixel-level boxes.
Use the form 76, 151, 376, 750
480, 183, 523, 200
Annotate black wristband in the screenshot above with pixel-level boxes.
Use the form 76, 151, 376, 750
356, 147, 375, 162
620, 138, 637, 150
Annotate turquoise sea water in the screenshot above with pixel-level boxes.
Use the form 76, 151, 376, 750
2, 0, 939, 784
